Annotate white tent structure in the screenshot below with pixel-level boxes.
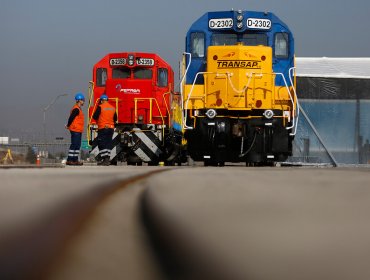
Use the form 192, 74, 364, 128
296, 57, 370, 79
293, 57, 370, 164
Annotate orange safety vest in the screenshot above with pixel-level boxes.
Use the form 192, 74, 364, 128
97, 102, 116, 129
69, 104, 84, 133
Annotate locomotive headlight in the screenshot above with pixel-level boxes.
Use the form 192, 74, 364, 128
263, 110, 274, 119
237, 22, 243, 29
237, 14, 243, 21
205, 109, 217, 119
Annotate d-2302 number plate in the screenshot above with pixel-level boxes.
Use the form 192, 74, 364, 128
209, 18, 233, 29
246, 18, 271, 30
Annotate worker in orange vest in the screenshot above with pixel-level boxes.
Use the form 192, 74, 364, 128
93, 94, 117, 166
65, 93, 85, 165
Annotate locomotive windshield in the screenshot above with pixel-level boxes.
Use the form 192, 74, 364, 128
211, 33, 268, 46
212, 34, 237, 46
241, 34, 268, 46
134, 68, 152, 79
111, 67, 153, 79
112, 67, 130, 79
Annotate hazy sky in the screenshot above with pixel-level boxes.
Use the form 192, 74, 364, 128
1, 0, 370, 140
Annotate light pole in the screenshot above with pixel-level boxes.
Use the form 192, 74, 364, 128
43, 93, 68, 143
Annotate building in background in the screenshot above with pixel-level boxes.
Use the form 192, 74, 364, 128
295, 57, 370, 164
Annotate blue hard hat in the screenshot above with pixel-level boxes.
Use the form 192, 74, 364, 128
100, 94, 108, 101
75, 93, 85, 101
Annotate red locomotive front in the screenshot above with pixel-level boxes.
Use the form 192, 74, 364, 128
87, 52, 182, 165
89, 52, 173, 126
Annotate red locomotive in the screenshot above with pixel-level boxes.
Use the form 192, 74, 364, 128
87, 52, 183, 165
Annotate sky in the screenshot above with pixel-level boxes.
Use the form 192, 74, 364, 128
1, 0, 370, 141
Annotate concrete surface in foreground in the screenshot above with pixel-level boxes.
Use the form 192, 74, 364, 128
0, 166, 370, 280
0, 166, 167, 279
143, 167, 370, 280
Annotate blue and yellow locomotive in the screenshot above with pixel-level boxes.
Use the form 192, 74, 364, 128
181, 10, 299, 165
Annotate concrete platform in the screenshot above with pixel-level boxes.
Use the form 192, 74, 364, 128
1, 166, 370, 280
142, 167, 370, 280
0, 166, 168, 279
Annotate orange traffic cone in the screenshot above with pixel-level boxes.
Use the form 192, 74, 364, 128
36, 155, 40, 165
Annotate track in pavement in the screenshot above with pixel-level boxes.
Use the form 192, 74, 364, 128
142, 166, 370, 280
1, 165, 370, 280
0, 166, 169, 280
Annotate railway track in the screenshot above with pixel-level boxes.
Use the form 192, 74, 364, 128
0, 167, 169, 279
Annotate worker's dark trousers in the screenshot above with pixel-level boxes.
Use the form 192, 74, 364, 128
97, 128, 114, 159
67, 131, 81, 162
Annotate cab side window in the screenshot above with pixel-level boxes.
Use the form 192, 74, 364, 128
275, 32, 289, 58
191, 32, 205, 58
157, 68, 168, 87
96, 68, 107, 87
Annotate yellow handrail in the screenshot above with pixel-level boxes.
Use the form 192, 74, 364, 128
134, 97, 166, 144
88, 81, 94, 111
134, 97, 165, 125
162, 91, 171, 126
87, 98, 100, 146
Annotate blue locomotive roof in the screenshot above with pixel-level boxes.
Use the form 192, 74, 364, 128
187, 10, 292, 36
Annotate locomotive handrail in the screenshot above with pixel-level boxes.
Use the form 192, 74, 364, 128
180, 52, 193, 130
180, 52, 192, 112
87, 98, 100, 146
274, 72, 298, 136
162, 90, 171, 127
88, 81, 95, 112
183, 71, 222, 130
289, 67, 300, 136
86, 81, 95, 147
184, 71, 253, 129
183, 70, 299, 134
134, 97, 166, 144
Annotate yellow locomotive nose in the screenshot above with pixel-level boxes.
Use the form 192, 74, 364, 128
206, 45, 273, 110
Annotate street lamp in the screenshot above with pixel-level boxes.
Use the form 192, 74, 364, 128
43, 93, 68, 143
